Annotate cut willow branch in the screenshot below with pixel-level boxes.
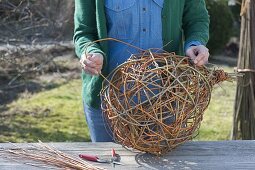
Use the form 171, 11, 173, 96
0, 141, 104, 170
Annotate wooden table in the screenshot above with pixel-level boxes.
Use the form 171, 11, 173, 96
0, 140, 255, 169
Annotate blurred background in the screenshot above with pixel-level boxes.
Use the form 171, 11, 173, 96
0, 0, 241, 142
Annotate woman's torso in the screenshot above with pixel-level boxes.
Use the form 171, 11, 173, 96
104, 0, 164, 72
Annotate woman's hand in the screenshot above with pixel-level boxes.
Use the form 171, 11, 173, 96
186, 45, 209, 66
80, 53, 104, 75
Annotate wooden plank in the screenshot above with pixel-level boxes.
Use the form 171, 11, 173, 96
0, 165, 43, 170
0, 141, 255, 169
1, 140, 255, 152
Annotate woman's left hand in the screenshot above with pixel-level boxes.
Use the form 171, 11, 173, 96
186, 45, 210, 66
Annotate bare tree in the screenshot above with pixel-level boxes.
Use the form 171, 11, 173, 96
0, 0, 74, 44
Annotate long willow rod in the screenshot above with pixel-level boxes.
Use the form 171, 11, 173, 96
0, 141, 104, 170
85, 38, 238, 90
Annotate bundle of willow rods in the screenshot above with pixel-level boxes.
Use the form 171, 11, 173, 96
0, 141, 103, 170
232, 0, 255, 139
101, 51, 231, 155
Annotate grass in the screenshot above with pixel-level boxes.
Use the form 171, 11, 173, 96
195, 66, 236, 141
0, 79, 89, 142
0, 66, 236, 142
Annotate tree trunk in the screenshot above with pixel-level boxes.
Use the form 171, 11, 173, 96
232, 0, 255, 139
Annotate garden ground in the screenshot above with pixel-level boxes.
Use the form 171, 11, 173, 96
0, 53, 237, 142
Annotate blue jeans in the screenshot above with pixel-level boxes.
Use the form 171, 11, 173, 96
83, 102, 114, 142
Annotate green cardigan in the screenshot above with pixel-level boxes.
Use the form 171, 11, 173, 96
74, 0, 209, 109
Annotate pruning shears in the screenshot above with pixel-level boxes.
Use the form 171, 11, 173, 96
79, 148, 124, 167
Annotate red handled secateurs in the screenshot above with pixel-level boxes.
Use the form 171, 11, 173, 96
79, 148, 123, 167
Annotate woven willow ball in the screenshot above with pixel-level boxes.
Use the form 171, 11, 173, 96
101, 51, 229, 155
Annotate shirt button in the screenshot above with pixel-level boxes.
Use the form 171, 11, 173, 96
143, 7, 146, 11
142, 28, 146, 32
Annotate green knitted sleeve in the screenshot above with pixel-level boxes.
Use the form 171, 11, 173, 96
73, 0, 105, 59
182, 0, 210, 46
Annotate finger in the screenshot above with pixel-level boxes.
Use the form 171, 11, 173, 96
85, 61, 102, 72
96, 66, 102, 74
194, 53, 208, 66
194, 53, 204, 64
81, 53, 92, 60
83, 66, 99, 75
89, 62, 102, 73
89, 54, 103, 64
85, 53, 93, 58
82, 63, 99, 74
83, 59, 98, 68
81, 64, 93, 75
81, 53, 103, 75
86, 54, 92, 59
80, 54, 91, 67
194, 49, 208, 63
186, 47, 197, 60
196, 57, 208, 66
98, 65, 103, 71
94, 63, 103, 68
87, 60, 103, 71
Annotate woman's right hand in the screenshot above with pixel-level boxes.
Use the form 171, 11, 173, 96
80, 53, 104, 75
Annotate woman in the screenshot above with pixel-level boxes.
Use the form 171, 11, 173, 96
73, 0, 210, 142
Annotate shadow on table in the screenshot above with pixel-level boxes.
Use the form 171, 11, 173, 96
135, 152, 199, 170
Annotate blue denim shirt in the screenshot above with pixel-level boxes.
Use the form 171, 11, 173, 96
105, 0, 201, 72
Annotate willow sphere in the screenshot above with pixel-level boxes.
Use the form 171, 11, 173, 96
101, 51, 229, 155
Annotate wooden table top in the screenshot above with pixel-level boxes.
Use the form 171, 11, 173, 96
0, 140, 255, 170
